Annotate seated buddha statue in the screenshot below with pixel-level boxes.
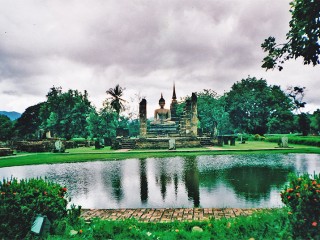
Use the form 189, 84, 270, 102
151, 94, 176, 125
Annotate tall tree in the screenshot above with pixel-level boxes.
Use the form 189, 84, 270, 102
86, 106, 118, 139
106, 84, 126, 117
298, 113, 311, 136
310, 109, 320, 134
0, 115, 13, 141
14, 102, 44, 139
225, 77, 273, 134
261, 0, 320, 70
225, 77, 294, 134
40, 87, 93, 139
196, 89, 232, 135
267, 86, 295, 133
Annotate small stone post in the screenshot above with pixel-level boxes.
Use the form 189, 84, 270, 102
139, 99, 147, 137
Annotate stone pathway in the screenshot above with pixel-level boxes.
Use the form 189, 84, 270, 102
81, 208, 261, 222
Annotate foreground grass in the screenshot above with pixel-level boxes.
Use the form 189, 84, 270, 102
48, 209, 293, 240
0, 141, 319, 168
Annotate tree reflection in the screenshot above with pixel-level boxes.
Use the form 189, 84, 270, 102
101, 163, 124, 202
224, 166, 291, 201
183, 157, 200, 207
139, 159, 148, 203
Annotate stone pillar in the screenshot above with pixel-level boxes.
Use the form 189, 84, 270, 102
184, 99, 191, 135
139, 99, 147, 137
190, 92, 198, 137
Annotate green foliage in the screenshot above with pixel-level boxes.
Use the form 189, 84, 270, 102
40, 87, 93, 140
14, 102, 44, 139
48, 209, 291, 239
265, 135, 320, 147
311, 109, 320, 134
225, 77, 293, 135
196, 89, 232, 135
0, 114, 13, 141
261, 0, 320, 70
281, 173, 320, 239
106, 84, 126, 116
298, 113, 311, 136
267, 86, 295, 133
0, 177, 70, 239
86, 107, 118, 139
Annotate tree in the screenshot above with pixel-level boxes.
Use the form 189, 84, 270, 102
310, 109, 320, 134
267, 86, 295, 133
40, 87, 93, 139
225, 77, 273, 134
225, 77, 294, 134
196, 89, 232, 135
287, 86, 306, 112
0, 115, 13, 141
86, 106, 118, 139
14, 102, 44, 139
298, 113, 311, 136
261, 0, 320, 70
106, 84, 126, 117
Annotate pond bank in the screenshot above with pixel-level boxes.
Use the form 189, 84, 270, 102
81, 208, 262, 222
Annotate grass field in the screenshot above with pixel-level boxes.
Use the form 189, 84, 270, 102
0, 141, 319, 168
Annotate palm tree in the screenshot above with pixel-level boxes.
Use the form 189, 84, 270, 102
106, 84, 126, 117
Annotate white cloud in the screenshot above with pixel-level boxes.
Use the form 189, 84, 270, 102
0, 0, 319, 116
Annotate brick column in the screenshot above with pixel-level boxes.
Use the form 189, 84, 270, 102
139, 99, 147, 137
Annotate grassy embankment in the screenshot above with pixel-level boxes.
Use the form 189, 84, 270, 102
47, 208, 292, 239
0, 140, 319, 168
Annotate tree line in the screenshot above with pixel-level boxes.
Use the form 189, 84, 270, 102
0, 76, 319, 142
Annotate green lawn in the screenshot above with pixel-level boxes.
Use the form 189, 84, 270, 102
0, 141, 319, 168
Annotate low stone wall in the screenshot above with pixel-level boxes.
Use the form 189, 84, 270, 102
13, 139, 94, 152
0, 148, 14, 156
15, 141, 55, 152
135, 137, 201, 149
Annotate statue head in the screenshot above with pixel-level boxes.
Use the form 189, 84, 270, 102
159, 93, 165, 107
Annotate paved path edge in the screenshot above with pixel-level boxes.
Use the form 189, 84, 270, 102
81, 208, 265, 222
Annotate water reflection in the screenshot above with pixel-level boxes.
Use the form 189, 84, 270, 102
183, 158, 200, 207
224, 166, 290, 201
0, 154, 319, 209
139, 159, 148, 203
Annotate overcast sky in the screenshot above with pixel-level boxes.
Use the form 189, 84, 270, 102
0, 0, 319, 117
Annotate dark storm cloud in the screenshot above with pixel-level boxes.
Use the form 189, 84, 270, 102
0, 0, 318, 113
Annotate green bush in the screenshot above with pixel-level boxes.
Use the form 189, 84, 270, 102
49, 209, 291, 239
0, 177, 70, 239
281, 173, 320, 239
265, 135, 320, 147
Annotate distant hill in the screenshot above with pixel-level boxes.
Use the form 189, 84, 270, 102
0, 111, 21, 120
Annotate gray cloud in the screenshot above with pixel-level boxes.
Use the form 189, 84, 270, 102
0, 0, 319, 115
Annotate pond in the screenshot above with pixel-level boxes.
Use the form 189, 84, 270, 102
0, 154, 319, 209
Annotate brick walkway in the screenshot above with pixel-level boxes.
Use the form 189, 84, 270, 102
81, 208, 261, 222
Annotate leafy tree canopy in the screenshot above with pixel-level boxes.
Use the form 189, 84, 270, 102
225, 77, 294, 134
86, 106, 118, 139
40, 87, 93, 139
106, 84, 126, 116
196, 89, 231, 135
261, 0, 320, 70
14, 102, 45, 139
0, 115, 14, 141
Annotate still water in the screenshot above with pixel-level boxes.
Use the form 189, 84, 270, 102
0, 154, 319, 209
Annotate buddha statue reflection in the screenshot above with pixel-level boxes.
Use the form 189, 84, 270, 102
151, 95, 175, 125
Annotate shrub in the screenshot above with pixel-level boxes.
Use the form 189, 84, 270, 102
265, 135, 320, 147
281, 173, 320, 239
0, 177, 70, 239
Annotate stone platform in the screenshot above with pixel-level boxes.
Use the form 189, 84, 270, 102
81, 208, 261, 222
0, 148, 14, 156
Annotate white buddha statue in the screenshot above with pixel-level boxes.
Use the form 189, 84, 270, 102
151, 94, 175, 125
